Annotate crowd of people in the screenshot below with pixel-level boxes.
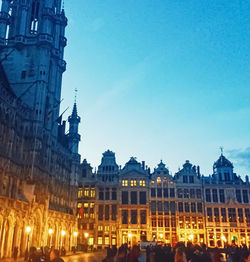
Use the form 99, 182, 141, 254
20, 246, 66, 262
102, 243, 250, 262
12, 243, 250, 262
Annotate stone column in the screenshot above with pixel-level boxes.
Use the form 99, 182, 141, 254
6, 220, 15, 257
0, 220, 7, 258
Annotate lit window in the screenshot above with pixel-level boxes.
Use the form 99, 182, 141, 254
77, 203, 82, 208
89, 213, 95, 219
78, 189, 83, 198
90, 188, 95, 198
122, 180, 128, 187
83, 213, 88, 218
131, 180, 137, 187
104, 226, 109, 232
157, 177, 161, 184
140, 180, 146, 187
84, 203, 88, 208
98, 237, 102, 245
111, 226, 116, 231
90, 203, 94, 208
84, 188, 89, 197
151, 181, 155, 184
163, 177, 167, 183
112, 238, 116, 245
98, 226, 103, 231
105, 237, 109, 245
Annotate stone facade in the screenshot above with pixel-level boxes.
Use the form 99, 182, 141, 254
0, 0, 80, 258
77, 151, 250, 249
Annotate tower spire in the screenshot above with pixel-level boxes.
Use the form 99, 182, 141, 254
68, 95, 81, 156
74, 87, 78, 103
220, 146, 224, 155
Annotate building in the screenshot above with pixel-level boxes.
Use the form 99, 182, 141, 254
0, 1, 249, 258
77, 151, 250, 249
0, 0, 81, 258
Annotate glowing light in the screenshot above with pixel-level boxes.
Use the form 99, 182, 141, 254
61, 230, 66, 236
221, 235, 226, 242
84, 232, 89, 238
159, 233, 163, 238
26, 226, 31, 233
128, 233, 132, 238
74, 232, 78, 237
188, 234, 194, 241
48, 229, 53, 235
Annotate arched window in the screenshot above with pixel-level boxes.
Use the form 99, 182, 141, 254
30, 0, 40, 34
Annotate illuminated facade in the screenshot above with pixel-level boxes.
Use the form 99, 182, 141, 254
0, 0, 80, 258
77, 151, 250, 249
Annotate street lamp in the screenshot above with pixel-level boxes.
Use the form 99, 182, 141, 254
48, 229, 53, 247
25, 226, 32, 255
188, 234, 194, 242
73, 232, 78, 252
61, 230, 66, 252
128, 233, 132, 247
84, 232, 89, 252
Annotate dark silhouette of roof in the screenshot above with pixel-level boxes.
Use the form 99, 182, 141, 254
213, 154, 233, 169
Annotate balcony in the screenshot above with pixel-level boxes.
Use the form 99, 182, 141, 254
38, 33, 53, 46
43, 8, 55, 17
15, 35, 25, 47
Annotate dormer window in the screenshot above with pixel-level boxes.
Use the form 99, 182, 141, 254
183, 176, 188, 183
157, 177, 161, 184
139, 180, 146, 187
224, 172, 230, 181
131, 179, 137, 187
189, 176, 194, 183
122, 180, 128, 187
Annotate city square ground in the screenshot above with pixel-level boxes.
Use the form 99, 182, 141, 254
0, 252, 106, 262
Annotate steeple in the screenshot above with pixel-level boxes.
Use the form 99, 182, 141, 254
0, 0, 68, 137
68, 102, 81, 155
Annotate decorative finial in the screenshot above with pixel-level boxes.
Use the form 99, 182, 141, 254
220, 146, 224, 155
74, 88, 78, 103
62, 0, 65, 9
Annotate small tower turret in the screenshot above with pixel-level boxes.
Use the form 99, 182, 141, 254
213, 149, 234, 182
68, 102, 81, 155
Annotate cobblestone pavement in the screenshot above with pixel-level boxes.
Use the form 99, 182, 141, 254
0, 252, 106, 262
63, 252, 106, 262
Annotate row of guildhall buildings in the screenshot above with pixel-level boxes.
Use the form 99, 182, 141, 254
0, 0, 249, 259
78, 151, 250, 250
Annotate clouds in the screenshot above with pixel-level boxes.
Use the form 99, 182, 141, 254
228, 147, 250, 169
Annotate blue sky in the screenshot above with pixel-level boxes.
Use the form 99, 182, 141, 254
51, 1, 250, 176
60, 0, 250, 177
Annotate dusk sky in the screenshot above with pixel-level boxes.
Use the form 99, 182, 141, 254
60, 0, 250, 177
2, 0, 247, 176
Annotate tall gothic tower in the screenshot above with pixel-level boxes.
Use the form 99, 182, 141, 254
0, 0, 67, 136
